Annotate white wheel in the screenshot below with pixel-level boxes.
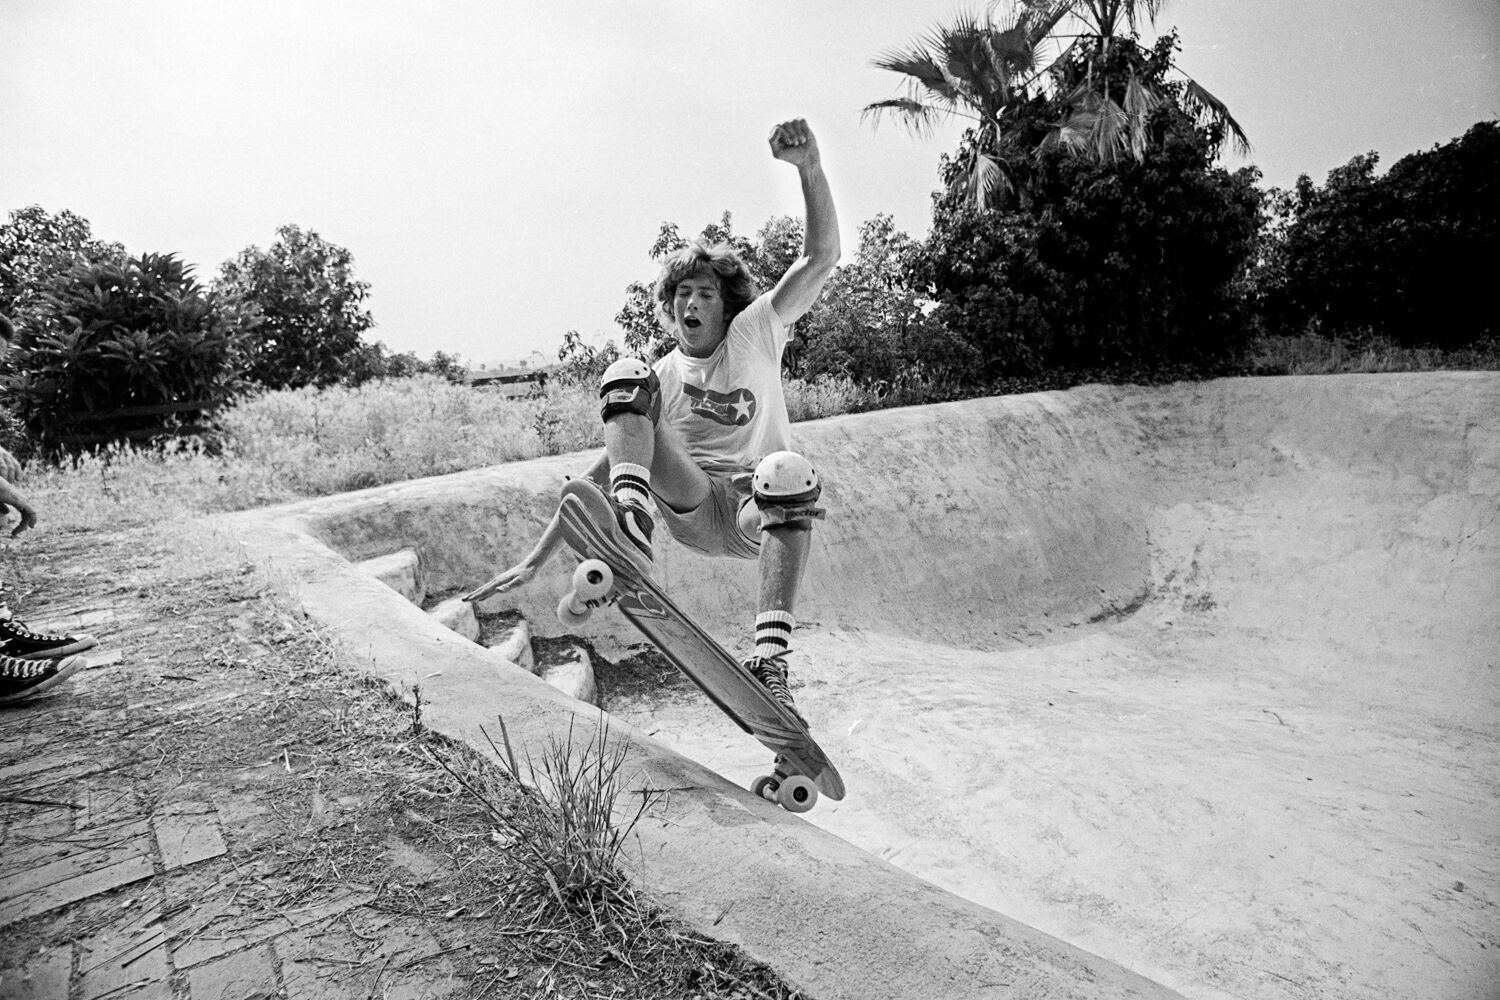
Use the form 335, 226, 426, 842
750, 775, 777, 801
572, 559, 614, 602
556, 592, 592, 627
776, 775, 818, 813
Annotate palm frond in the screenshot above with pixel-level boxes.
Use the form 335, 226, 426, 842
948, 145, 1016, 210
1044, 90, 1133, 164
861, 97, 954, 139
1023, 0, 1078, 44
871, 47, 953, 97
1180, 77, 1253, 156
1124, 0, 1168, 36
1122, 72, 1162, 160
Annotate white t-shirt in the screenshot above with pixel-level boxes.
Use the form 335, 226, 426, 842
653, 294, 791, 473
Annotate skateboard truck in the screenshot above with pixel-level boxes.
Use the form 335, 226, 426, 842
751, 762, 819, 813
557, 558, 615, 626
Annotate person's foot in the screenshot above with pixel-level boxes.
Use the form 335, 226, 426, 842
612, 496, 655, 569
745, 653, 806, 726
0, 616, 98, 660
0, 652, 85, 705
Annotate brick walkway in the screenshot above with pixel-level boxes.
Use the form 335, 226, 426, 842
0, 570, 476, 999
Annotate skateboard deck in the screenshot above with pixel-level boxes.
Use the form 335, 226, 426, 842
554, 478, 845, 805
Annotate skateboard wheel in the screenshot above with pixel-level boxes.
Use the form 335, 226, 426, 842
750, 775, 778, 801
556, 592, 592, 627
572, 559, 614, 602
776, 775, 818, 813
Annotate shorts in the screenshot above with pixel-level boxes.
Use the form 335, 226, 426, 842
655, 466, 761, 561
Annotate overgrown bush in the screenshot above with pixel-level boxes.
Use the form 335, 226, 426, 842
1, 252, 252, 454
345, 342, 470, 386
1251, 120, 1499, 349
915, 117, 1263, 385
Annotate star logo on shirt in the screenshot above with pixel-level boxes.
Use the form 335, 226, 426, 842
682, 384, 757, 427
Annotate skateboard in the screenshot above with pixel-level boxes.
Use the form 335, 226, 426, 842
553, 478, 845, 813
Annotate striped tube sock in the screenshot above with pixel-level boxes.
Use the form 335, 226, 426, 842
609, 463, 652, 510
754, 610, 795, 660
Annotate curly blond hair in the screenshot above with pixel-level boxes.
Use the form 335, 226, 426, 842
652, 239, 759, 327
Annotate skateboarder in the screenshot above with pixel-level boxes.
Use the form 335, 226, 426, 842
0, 312, 97, 704
470, 117, 840, 722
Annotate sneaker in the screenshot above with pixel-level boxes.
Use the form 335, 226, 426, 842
0, 652, 84, 705
612, 496, 656, 568
745, 653, 806, 726
0, 616, 98, 660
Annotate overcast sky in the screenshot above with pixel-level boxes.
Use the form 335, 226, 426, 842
4, 0, 1496, 367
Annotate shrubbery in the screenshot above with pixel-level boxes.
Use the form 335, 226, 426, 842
1250, 120, 1498, 349
2, 252, 253, 454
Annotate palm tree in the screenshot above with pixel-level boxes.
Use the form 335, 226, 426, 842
865, 1, 1251, 208
861, 4, 1067, 208
1039, 0, 1251, 164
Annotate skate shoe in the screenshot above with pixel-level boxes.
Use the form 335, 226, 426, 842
0, 616, 98, 660
745, 653, 806, 727
612, 496, 656, 570
0, 652, 84, 705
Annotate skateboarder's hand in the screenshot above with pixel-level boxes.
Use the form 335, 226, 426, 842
0, 480, 35, 537
769, 118, 820, 170
463, 562, 537, 603
0, 446, 21, 485
1, 501, 35, 537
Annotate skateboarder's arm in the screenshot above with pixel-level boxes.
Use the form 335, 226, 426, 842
463, 451, 610, 602
767, 119, 840, 328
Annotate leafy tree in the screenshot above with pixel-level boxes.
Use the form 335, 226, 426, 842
215, 225, 376, 389
1037, 1, 1249, 165
555, 329, 622, 386
1, 253, 253, 453
1252, 121, 1499, 348
0, 206, 125, 328
790, 214, 930, 386
423, 350, 469, 383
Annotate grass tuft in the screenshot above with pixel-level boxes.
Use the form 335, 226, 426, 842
433, 714, 656, 928
426, 718, 798, 996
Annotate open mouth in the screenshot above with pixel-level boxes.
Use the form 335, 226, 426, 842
683, 317, 702, 329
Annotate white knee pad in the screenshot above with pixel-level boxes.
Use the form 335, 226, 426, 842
598, 357, 661, 422
751, 451, 824, 529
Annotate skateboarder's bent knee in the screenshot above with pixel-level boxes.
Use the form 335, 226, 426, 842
598, 357, 662, 424
738, 450, 825, 539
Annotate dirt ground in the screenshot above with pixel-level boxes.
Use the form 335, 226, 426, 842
0, 522, 799, 1000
